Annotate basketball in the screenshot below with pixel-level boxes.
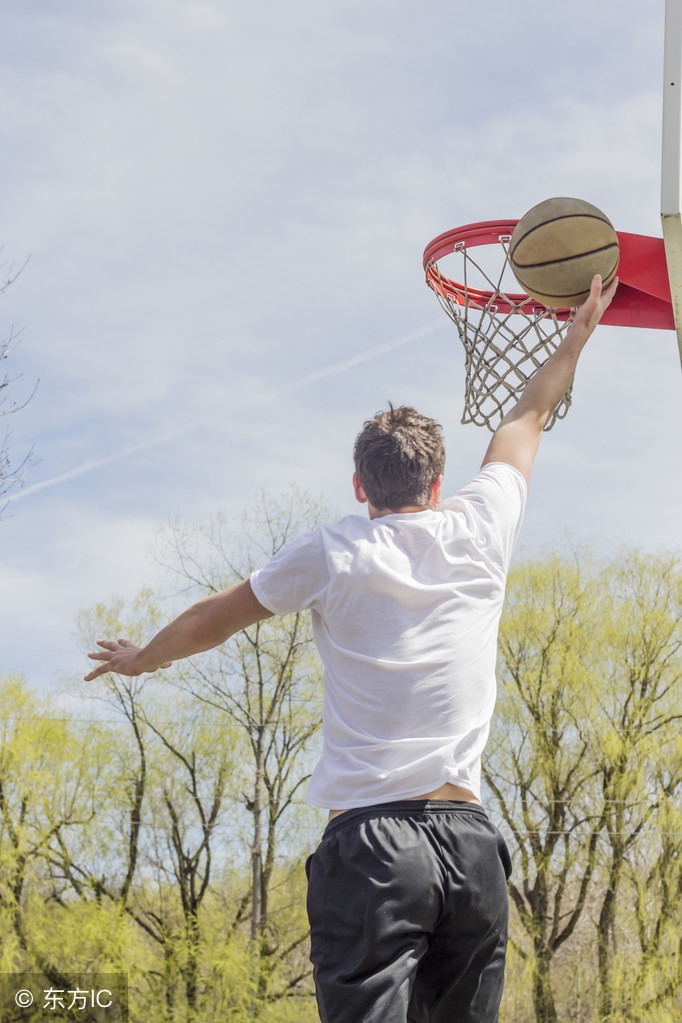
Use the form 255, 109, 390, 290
508, 197, 620, 308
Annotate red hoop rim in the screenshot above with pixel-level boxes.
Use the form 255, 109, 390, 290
423, 220, 676, 330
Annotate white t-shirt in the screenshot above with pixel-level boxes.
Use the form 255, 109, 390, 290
250, 462, 526, 809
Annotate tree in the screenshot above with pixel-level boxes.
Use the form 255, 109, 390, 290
0, 667, 258, 1023
625, 786, 682, 1022
76, 592, 253, 1022
484, 549, 604, 1023
153, 486, 330, 1008
0, 674, 136, 1013
1, 256, 35, 508
589, 549, 682, 1021
73, 487, 330, 1019
486, 544, 682, 1023
139, 697, 242, 1022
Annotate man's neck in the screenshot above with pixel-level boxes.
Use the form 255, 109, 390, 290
368, 503, 432, 519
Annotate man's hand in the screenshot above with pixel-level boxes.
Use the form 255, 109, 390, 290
84, 638, 171, 681
569, 272, 619, 334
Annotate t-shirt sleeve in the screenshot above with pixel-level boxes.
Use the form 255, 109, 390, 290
250, 528, 329, 617
440, 462, 527, 570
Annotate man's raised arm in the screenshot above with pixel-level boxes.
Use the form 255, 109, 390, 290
84, 579, 273, 681
482, 273, 618, 486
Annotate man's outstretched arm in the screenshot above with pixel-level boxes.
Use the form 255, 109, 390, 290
482, 273, 618, 486
84, 578, 273, 681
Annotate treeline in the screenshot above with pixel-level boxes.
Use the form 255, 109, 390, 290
0, 675, 321, 1022
488, 545, 682, 1023
1, 490, 329, 1023
1, 490, 681, 1022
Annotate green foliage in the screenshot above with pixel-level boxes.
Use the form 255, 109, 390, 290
70, 489, 327, 1018
0, 670, 317, 1021
490, 543, 682, 1023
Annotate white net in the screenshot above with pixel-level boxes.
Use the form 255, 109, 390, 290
426, 233, 573, 432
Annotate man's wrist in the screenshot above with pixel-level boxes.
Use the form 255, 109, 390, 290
132, 646, 156, 675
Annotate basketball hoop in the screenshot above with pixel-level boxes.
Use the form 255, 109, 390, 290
424, 221, 675, 432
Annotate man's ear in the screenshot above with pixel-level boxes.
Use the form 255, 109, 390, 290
430, 475, 443, 507
353, 472, 368, 504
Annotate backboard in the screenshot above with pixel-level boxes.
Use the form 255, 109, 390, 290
661, 0, 682, 365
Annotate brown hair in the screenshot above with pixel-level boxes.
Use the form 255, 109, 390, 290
353, 404, 445, 511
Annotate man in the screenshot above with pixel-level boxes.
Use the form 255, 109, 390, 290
86, 274, 617, 1023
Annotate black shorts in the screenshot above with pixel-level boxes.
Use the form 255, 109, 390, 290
306, 800, 511, 1023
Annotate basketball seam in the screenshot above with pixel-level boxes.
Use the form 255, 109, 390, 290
510, 213, 615, 258
510, 244, 620, 271
512, 269, 619, 300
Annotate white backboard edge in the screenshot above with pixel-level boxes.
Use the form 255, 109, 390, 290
661, 0, 682, 365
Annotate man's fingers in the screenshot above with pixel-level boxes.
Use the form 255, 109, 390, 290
87, 638, 133, 660
603, 274, 619, 302
84, 663, 110, 681
591, 272, 618, 304
87, 639, 119, 661
85, 639, 121, 678
84, 638, 168, 680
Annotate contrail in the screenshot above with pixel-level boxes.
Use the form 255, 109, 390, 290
272, 321, 444, 392
7, 320, 445, 505
6, 427, 197, 504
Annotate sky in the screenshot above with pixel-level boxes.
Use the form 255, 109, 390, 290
0, 0, 680, 699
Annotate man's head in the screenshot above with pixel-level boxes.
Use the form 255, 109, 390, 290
353, 404, 445, 513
